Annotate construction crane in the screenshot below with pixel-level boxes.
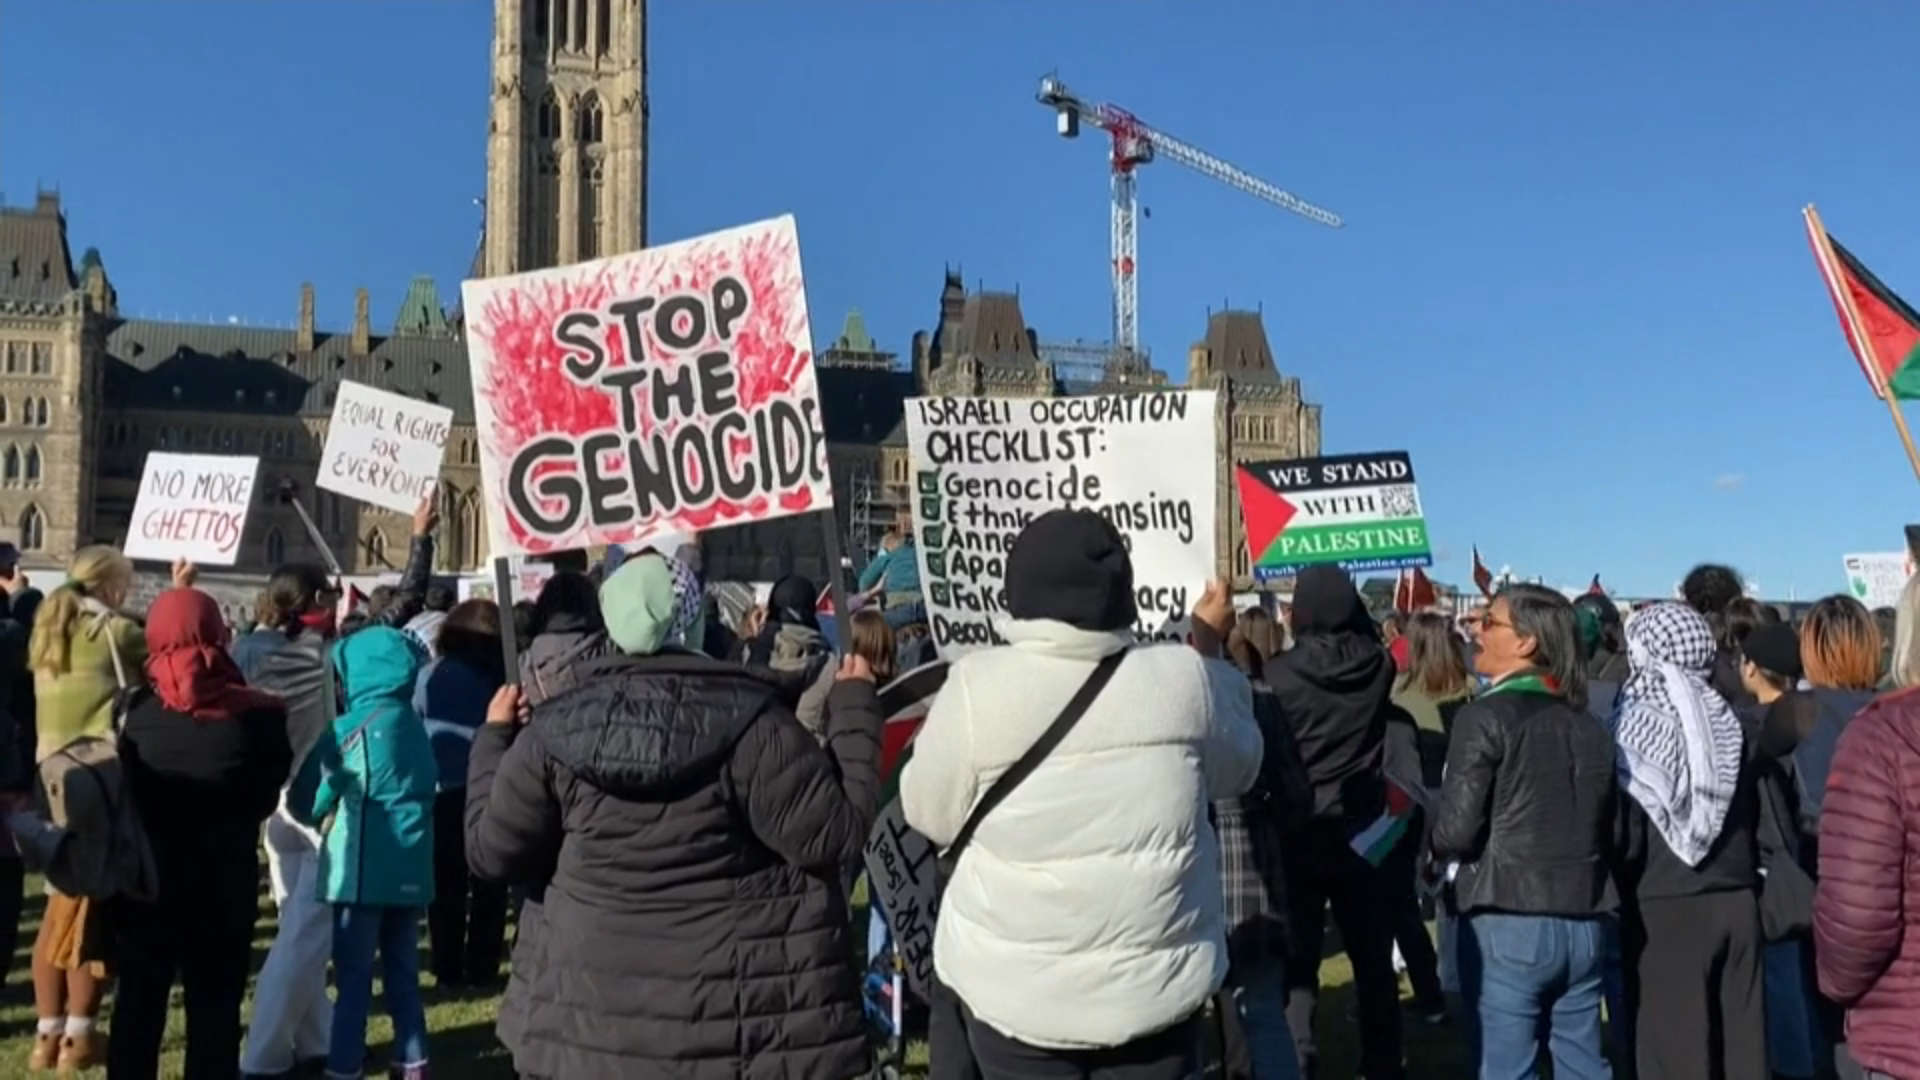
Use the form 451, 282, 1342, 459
1037, 74, 1342, 361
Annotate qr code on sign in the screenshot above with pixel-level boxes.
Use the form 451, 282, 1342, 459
1379, 485, 1421, 518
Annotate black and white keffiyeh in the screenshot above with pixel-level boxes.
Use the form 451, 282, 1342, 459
1610, 603, 1745, 867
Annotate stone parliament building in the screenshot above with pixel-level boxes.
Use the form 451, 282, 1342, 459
0, 0, 1321, 595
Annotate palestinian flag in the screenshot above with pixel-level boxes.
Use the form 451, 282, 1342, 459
1350, 779, 1420, 866
1806, 207, 1920, 399
876, 659, 949, 787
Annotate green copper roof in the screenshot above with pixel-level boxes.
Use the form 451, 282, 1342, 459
836, 308, 874, 352
394, 274, 450, 338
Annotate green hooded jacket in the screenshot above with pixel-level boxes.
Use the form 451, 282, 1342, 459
291, 627, 437, 908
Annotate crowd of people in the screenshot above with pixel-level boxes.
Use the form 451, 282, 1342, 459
1, 493, 1918, 1080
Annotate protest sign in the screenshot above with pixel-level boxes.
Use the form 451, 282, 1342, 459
460, 215, 834, 558
1236, 451, 1432, 580
457, 559, 553, 604
126, 453, 260, 566
318, 380, 452, 514
861, 660, 948, 998
903, 392, 1217, 657
1843, 551, 1913, 609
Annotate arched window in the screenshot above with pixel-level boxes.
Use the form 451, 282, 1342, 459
570, 0, 588, 52
577, 92, 604, 144
367, 529, 387, 567
0, 397, 9, 425
595, 0, 612, 57
33, 398, 47, 427
436, 483, 460, 571
552, 0, 569, 50
265, 527, 285, 567
458, 490, 484, 569
25, 445, 41, 486
580, 160, 604, 259
538, 90, 562, 140
3, 447, 19, 485
18, 505, 43, 552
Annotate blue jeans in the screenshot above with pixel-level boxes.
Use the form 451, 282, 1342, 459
1230, 964, 1301, 1080
1600, 914, 1632, 1063
329, 904, 427, 1077
1764, 939, 1828, 1079
1459, 913, 1611, 1080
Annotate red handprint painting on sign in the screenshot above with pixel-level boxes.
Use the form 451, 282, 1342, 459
460, 215, 832, 557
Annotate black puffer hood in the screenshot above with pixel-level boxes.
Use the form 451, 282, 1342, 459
531, 649, 780, 796
1265, 623, 1395, 823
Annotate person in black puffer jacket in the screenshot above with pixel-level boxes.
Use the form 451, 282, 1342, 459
1431, 584, 1619, 1079
1264, 565, 1405, 1080
466, 552, 882, 1080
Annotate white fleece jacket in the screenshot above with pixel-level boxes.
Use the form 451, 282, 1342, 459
900, 619, 1262, 1050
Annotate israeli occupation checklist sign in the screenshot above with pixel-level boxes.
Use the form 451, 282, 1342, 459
1236, 450, 1432, 580
318, 380, 454, 515
460, 215, 833, 558
125, 452, 261, 566
903, 391, 1217, 657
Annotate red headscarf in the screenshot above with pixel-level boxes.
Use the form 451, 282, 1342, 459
145, 588, 282, 722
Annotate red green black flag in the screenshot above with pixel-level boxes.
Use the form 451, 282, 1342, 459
1806, 208, 1920, 400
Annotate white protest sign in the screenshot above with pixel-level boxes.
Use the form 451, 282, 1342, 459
860, 661, 947, 998
318, 380, 452, 514
460, 216, 833, 559
126, 453, 260, 566
1843, 552, 1914, 609
903, 391, 1218, 657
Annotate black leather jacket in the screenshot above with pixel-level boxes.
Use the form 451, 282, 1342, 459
1431, 687, 1621, 918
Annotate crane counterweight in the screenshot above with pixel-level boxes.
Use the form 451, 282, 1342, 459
1034, 73, 1341, 360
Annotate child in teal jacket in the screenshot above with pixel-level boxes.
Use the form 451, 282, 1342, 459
291, 627, 436, 1080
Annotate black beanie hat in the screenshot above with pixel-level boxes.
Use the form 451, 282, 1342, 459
1289, 564, 1373, 637
1741, 621, 1803, 681
1005, 509, 1138, 632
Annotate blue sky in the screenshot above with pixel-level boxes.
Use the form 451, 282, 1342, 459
5, 1, 1920, 598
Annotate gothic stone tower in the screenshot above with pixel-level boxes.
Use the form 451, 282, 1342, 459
486, 0, 648, 277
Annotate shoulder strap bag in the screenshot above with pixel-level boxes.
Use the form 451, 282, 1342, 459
938, 648, 1128, 876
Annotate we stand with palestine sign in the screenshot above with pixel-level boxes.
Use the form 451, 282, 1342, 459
1236, 451, 1433, 580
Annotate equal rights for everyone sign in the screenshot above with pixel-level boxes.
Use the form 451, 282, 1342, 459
318, 380, 453, 514
460, 215, 834, 558
1235, 450, 1432, 580
125, 452, 260, 566
903, 391, 1217, 657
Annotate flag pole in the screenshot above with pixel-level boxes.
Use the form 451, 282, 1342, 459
1806, 204, 1920, 484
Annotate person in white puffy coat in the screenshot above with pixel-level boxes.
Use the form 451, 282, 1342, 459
902, 509, 1261, 1080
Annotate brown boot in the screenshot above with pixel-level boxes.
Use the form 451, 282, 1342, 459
26, 1032, 58, 1071
55, 1031, 103, 1072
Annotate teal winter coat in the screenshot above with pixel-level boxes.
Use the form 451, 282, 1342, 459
290, 627, 437, 908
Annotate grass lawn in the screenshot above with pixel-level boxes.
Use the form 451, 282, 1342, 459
0, 879, 1469, 1078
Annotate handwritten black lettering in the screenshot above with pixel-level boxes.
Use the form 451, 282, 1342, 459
501, 274, 831, 540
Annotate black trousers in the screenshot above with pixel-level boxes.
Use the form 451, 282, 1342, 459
0, 856, 24, 987
1382, 825, 1444, 1011
429, 789, 508, 985
1284, 824, 1404, 1080
107, 852, 258, 1080
963, 1005, 1201, 1080
929, 972, 983, 1080
1626, 890, 1766, 1080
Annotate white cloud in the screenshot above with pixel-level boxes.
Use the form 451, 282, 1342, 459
1711, 473, 1746, 491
